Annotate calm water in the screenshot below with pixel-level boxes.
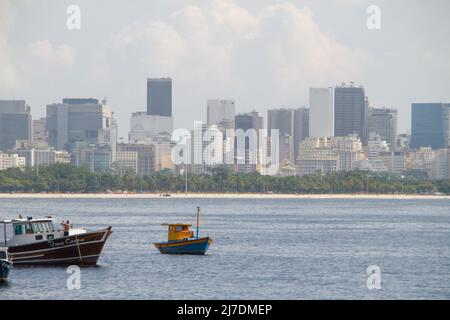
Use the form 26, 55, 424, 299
0, 197, 449, 300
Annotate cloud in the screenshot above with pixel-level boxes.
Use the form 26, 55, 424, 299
0, 0, 21, 91
27, 40, 75, 66
110, 0, 371, 94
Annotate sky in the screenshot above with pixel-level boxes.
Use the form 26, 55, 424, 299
1, 0, 449, 139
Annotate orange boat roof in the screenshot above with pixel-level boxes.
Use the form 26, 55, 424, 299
161, 223, 192, 227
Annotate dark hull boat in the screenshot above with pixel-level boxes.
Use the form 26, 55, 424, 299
8, 227, 112, 266
0, 260, 12, 282
154, 237, 212, 255
0, 248, 12, 282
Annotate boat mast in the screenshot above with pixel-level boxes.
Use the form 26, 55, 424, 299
196, 207, 200, 239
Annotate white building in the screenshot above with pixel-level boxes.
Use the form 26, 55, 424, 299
430, 149, 450, 180
0, 152, 26, 170
129, 112, 173, 143
297, 135, 365, 176
309, 88, 334, 138
207, 100, 235, 129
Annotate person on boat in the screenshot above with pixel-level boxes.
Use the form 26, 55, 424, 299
63, 221, 70, 236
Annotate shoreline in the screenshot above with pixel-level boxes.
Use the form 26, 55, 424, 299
0, 193, 449, 200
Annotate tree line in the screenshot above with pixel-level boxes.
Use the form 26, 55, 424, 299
0, 164, 449, 194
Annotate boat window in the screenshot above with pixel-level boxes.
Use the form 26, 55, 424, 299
32, 223, 44, 233
14, 224, 24, 235
47, 222, 55, 232
25, 224, 33, 234
176, 226, 183, 232
0, 251, 7, 260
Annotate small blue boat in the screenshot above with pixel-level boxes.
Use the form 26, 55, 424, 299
154, 207, 213, 255
0, 247, 13, 283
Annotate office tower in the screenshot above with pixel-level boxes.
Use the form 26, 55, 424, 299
33, 118, 48, 144
129, 112, 174, 143
117, 143, 155, 177
334, 84, 368, 144
235, 111, 264, 132
207, 100, 235, 129
46, 99, 117, 155
268, 109, 294, 165
309, 88, 334, 138
367, 108, 398, 150
294, 107, 309, 162
0, 100, 32, 151
411, 103, 450, 150
147, 78, 172, 117
115, 151, 138, 175
234, 111, 264, 173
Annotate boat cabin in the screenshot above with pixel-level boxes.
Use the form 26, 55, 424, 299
0, 217, 86, 247
162, 223, 194, 242
0, 247, 8, 261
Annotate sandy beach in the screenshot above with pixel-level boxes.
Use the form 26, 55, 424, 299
0, 193, 448, 200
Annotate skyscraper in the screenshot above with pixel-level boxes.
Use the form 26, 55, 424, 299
0, 100, 32, 151
411, 103, 450, 150
235, 111, 264, 132
334, 84, 367, 144
268, 109, 295, 165
147, 78, 172, 117
367, 108, 398, 150
235, 111, 264, 173
309, 88, 334, 138
207, 99, 235, 129
294, 107, 309, 162
46, 98, 117, 154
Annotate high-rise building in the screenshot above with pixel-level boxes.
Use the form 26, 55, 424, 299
235, 111, 264, 173
235, 111, 264, 132
367, 108, 398, 150
115, 151, 138, 175
430, 149, 450, 180
268, 109, 294, 165
147, 78, 172, 117
294, 107, 309, 162
207, 100, 235, 129
309, 88, 334, 138
33, 118, 48, 144
117, 143, 155, 177
334, 84, 368, 144
129, 112, 174, 143
411, 103, 450, 150
0, 100, 32, 151
46, 99, 117, 157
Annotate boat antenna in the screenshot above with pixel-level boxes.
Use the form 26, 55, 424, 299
196, 207, 200, 239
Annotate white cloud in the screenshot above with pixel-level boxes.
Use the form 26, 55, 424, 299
0, 0, 21, 91
110, 0, 371, 93
27, 40, 75, 66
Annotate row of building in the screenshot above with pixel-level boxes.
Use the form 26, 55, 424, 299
1, 78, 450, 180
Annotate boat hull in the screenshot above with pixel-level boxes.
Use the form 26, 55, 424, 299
0, 260, 12, 282
154, 237, 212, 255
7, 227, 112, 266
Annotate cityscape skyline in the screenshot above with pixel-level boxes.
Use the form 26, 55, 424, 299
1, 0, 450, 139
